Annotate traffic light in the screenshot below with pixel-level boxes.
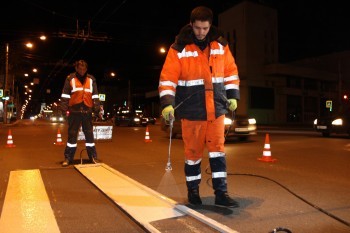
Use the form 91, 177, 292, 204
343, 94, 348, 100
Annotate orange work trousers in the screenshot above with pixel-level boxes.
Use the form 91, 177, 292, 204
181, 115, 225, 161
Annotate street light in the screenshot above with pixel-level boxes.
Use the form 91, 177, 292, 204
159, 47, 167, 54
2, 35, 46, 123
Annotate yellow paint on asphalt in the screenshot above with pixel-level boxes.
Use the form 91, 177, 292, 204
0, 169, 60, 233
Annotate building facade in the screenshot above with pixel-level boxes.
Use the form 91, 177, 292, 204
219, 1, 348, 125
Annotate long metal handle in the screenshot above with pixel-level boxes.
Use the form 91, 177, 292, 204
165, 114, 174, 171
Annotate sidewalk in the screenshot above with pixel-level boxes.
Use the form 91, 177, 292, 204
258, 124, 314, 131
257, 124, 317, 135
0, 119, 48, 127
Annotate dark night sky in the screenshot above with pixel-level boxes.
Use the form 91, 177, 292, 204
1, 0, 350, 103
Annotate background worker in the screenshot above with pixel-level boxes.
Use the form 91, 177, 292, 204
159, 6, 240, 207
98, 105, 105, 121
60, 60, 101, 167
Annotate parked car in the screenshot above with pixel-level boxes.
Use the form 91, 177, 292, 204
144, 116, 156, 125
313, 113, 350, 137
161, 113, 257, 141
114, 112, 147, 127
223, 114, 257, 141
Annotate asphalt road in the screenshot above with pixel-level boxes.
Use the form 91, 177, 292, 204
0, 119, 349, 233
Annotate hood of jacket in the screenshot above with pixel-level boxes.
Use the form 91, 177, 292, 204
172, 24, 226, 52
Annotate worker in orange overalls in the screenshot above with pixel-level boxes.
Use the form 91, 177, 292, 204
60, 60, 100, 166
159, 6, 240, 207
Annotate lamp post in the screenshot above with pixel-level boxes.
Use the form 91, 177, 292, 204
3, 43, 9, 124
128, 79, 132, 110
2, 36, 45, 123
5, 43, 9, 90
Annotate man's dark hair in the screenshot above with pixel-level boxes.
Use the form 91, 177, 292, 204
75, 60, 88, 69
190, 6, 213, 24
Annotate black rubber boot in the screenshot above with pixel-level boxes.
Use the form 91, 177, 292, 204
188, 189, 202, 205
62, 159, 71, 167
215, 192, 239, 208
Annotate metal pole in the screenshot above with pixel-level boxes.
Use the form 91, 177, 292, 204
128, 79, 132, 110
4, 43, 9, 124
16, 85, 19, 119
338, 58, 342, 106
165, 115, 174, 171
5, 43, 9, 90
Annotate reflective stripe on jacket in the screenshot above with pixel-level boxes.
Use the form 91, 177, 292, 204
69, 77, 93, 107
60, 73, 99, 112
159, 25, 240, 121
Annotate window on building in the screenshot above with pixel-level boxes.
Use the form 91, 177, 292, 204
304, 96, 318, 122
287, 77, 302, 88
320, 81, 337, 92
304, 78, 318, 90
250, 86, 274, 109
287, 95, 302, 122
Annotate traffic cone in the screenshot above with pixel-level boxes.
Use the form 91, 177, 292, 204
258, 133, 276, 162
5, 129, 16, 148
144, 126, 152, 142
54, 128, 64, 145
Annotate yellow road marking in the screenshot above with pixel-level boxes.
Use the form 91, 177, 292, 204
0, 170, 60, 233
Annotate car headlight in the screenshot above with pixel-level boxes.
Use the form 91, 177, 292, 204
59, 117, 64, 121
51, 117, 57, 121
224, 117, 232, 125
313, 119, 317, 125
134, 118, 140, 122
248, 118, 256, 124
332, 118, 343, 125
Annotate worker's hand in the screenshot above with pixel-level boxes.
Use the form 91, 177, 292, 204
162, 105, 174, 121
228, 99, 238, 111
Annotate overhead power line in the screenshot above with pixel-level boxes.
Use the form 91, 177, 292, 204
52, 20, 112, 42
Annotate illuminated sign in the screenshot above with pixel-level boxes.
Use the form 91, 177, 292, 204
99, 94, 106, 101
326, 100, 332, 111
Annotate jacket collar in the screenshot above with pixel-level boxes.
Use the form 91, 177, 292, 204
174, 24, 222, 46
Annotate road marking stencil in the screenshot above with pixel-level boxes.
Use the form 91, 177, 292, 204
75, 163, 238, 233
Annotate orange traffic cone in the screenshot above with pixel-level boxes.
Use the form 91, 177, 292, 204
5, 129, 16, 148
258, 133, 276, 162
144, 126, 152, 142
54, 128, 64, 145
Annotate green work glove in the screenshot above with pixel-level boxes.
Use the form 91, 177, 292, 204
228, 99, 237, 111
162, 105, 174, 121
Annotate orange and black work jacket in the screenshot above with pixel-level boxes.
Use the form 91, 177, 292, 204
159, 25, 240, 121
60, 73, 100, 113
